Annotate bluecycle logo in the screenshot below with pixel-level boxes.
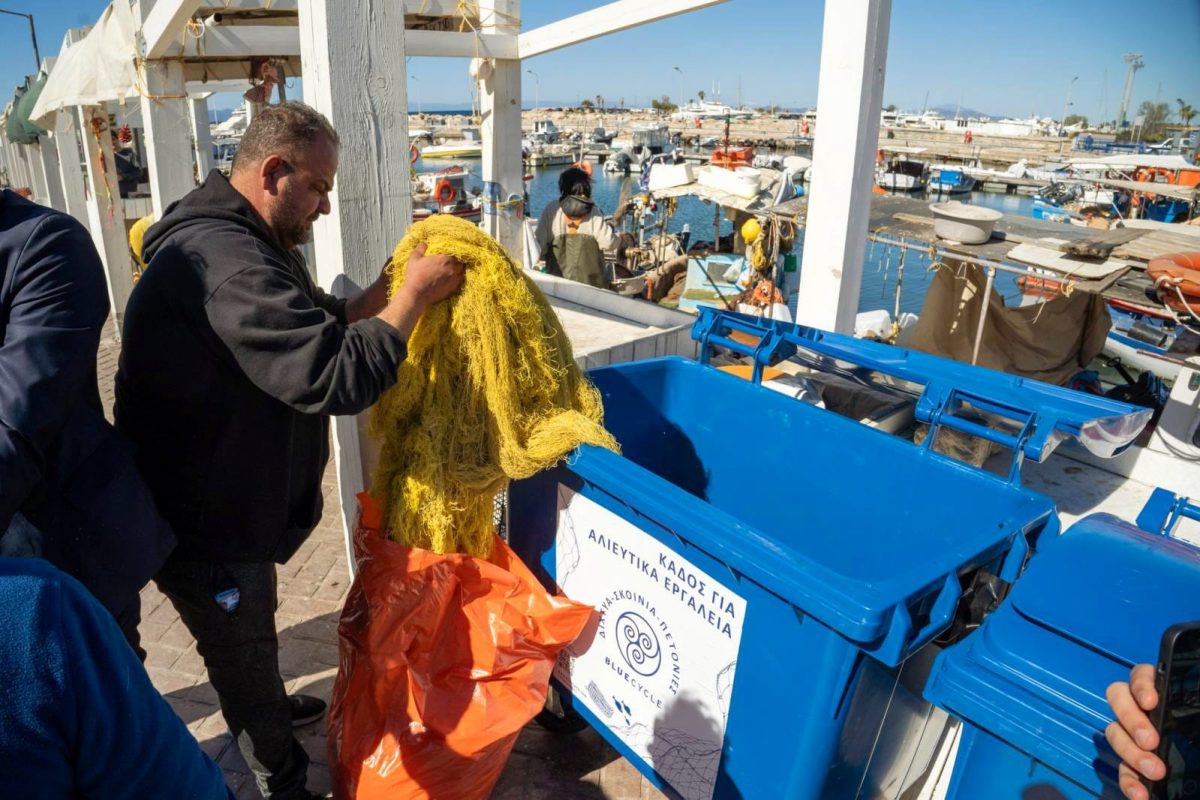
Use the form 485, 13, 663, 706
616, 611, 661, 676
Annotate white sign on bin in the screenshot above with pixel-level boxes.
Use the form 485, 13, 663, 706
553, 485, 747, 800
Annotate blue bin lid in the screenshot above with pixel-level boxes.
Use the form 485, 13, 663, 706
925, 511, 1200, 794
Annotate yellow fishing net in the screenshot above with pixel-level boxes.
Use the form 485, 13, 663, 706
129, 213, 154, 270
369, 215, 617, 557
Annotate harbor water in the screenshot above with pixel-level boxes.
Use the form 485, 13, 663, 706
416, 158, 1038, 316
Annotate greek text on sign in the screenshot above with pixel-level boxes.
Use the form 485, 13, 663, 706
553, 486, 746, 800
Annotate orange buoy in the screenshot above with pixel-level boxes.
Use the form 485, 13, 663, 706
571, 160, 593, 177
1148, 251, 1200, 296
434, 179, 457, 204
410, 143, 419, 164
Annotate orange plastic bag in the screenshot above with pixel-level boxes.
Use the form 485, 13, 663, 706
328, 495, 593, 799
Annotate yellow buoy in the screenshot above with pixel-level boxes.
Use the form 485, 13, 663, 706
740, 217, 762, 244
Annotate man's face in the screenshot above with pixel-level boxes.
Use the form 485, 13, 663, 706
264, 134, 337, 249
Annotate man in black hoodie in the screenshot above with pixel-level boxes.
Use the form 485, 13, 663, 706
115, 103, 463, 800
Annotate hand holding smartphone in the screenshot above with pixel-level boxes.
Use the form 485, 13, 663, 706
1146, 622, 1200, 800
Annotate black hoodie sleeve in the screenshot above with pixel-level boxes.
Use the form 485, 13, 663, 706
203, 245, 406, 416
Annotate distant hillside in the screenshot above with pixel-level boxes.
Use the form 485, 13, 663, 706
929, 103, 994, 119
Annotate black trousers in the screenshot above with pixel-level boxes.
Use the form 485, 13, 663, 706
155, 555, 309, 799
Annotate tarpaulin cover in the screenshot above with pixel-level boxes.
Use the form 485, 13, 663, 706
328, 495, 593, 799
906, 262, 1111, 386
28, 1, 139, 127
6, 75, 47, 145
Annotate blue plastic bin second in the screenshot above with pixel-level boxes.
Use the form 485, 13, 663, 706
925, 491, 1200, 799
507, 356, 1058, 800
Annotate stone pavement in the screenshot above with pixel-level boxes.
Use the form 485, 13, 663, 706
96, 326, 664, 800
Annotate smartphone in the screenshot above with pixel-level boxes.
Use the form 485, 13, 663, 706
1147, 621, 1200, 800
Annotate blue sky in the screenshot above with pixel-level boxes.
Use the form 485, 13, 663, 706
1, 0, 1196, 119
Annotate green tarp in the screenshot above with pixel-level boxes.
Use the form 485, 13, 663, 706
6, 74, 48, 145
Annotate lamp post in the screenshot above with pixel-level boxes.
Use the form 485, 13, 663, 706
1060, 75, 1078, 153
526, 69, 539, 113
0, 8, 40, 73
673, 65, 683, 110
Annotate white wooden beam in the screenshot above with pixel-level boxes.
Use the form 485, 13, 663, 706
518, 0, 726, 60
78, 106, 134, 339
142, 0, 204, 59
404, 30, 517, 59
140, 60, 196, 217
189, 96, 215, 178
52, 109, 90, 228
183, 57, 302, 83
298, 0, 411, 568
176, 25, 302, 59
796, 0, 891, 333
479, 0, 524, 260
34, 139, 67, 212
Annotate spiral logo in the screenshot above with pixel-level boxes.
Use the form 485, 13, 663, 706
616, 611, 661, 676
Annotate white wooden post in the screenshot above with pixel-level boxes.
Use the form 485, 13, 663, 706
26, 143, 53, 207
53, 109, 90, 227
78, 106, 133, 338
189, 96, 214, 178
479, 0, 524, 260
140, 60, 195, 217
35, 137, 66, 211
795, 0, 891, 333
298, 0, 412, 561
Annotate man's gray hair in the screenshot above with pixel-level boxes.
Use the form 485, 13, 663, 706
230, 102, 339, 174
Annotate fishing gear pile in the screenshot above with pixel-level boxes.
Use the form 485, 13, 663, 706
369, 214, 617, 557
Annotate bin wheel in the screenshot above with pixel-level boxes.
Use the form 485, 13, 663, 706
534, 706, 589, 735
534, 686, 589, 735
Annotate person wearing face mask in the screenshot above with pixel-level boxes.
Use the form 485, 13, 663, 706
535, 165, 617, 288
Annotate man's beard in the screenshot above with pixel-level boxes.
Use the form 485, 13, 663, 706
275, 214, 315, 250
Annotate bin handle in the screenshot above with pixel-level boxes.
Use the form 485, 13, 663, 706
875, 573, 962, 665
1136, 488, 1200, 541
693, 313, 785, 384
919, 385, 1037, 484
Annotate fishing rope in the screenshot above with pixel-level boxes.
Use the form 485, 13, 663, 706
370, 216, 617, 557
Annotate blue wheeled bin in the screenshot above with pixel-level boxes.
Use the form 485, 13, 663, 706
925, 489, 1200, 799
507, 309, 1149, 800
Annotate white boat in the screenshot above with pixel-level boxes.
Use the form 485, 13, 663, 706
418, 127, 483, 159
876, 155, 930, 192
671, 100, 754, 121
411, 166, 483, 222
605, 124, 676, 173
927, 165, 976, 194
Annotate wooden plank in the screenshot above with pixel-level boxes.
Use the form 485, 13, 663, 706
1113, 230, 1200, 261
404, 30, 518, 59
78, 105, 133, 339
140, 59, 197, 218
479, 0, 524, 259
1055, 227, 1145, 258
189, 97, 214, 177
52, 109, 90, 228
796, 0, 891, 333
1005, 242, 1136, 280
141, 0, 204, 59
518, 0, 727, 59
298, 0, 411, 569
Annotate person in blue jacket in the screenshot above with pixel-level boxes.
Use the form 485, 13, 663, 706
0, 556, 232, 799
0, 188, 175, 656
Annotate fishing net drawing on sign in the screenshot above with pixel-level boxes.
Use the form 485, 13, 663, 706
610, 717, 723, 800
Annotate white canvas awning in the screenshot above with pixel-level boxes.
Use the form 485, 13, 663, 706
29, 2, 138, 126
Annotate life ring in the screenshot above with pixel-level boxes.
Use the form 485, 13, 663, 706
1148, 251, 1200, 312
410, 143, 419, 164
434, 179, 456, 204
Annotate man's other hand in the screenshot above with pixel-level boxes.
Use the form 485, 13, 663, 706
1106, 664, 1165, 800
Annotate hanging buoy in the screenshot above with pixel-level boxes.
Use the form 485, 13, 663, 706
434, 179, 457, 204
571, 160, 593, 177
410, 143, 419, 164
